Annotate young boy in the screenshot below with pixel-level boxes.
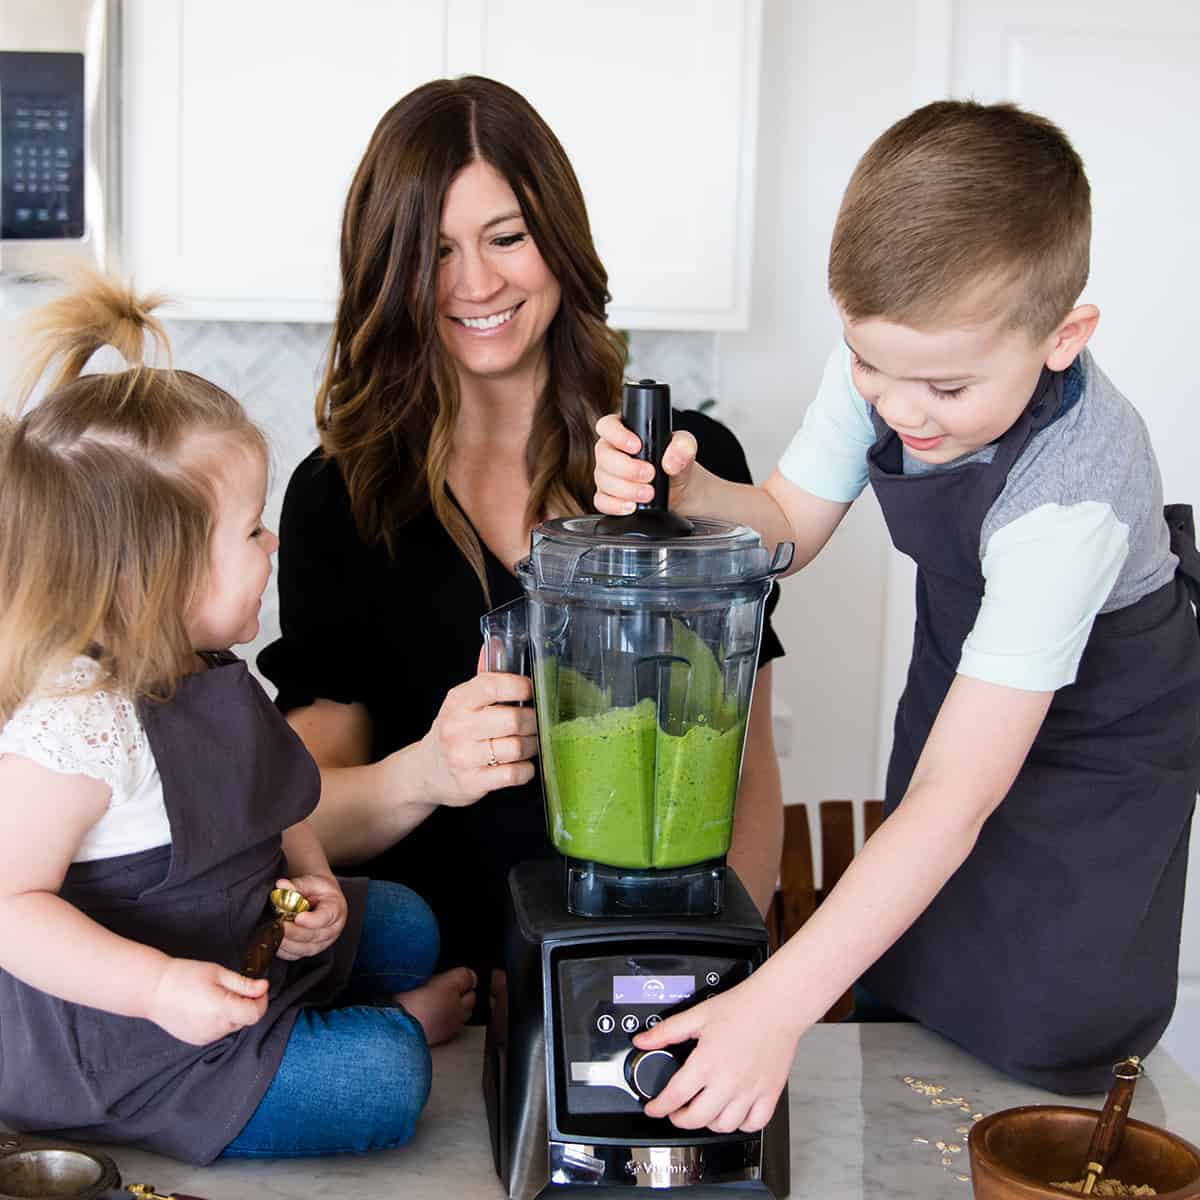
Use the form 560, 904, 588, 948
594, 100, 1200, 1133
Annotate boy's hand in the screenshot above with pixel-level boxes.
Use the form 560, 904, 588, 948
631, 974, 801, 1133
275, 873, 347, 960
148, 958, 269, 1046
594, 415, 701, 515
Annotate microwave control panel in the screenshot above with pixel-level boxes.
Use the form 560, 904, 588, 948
1, 52, 85, 240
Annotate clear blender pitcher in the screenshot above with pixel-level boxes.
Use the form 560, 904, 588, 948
491, 380, 792, 917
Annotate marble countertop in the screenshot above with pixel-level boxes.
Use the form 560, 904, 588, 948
83, 1023, 1200, 1199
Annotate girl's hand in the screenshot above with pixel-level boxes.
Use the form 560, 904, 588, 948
631, 973, 802, 1133
593, 414, 700, 515
148, 958, 269, 1046
275, 873, 347, 960
418, 672, 538, 807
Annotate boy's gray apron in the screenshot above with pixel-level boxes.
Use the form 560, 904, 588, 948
862, 369, 1200, 1094
0, 655, 367, 1163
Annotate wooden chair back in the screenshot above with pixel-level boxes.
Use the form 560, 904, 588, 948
764, 799, 884, 1021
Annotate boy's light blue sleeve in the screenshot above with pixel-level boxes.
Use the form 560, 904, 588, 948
776, 343, 875, 503
957, 502, 1131, 691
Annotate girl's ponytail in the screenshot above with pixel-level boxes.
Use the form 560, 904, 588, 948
15, 272, 170, 411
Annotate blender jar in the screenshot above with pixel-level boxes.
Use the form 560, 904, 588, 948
516, 514, 791, 916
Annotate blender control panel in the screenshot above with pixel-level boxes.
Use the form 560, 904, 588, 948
552, 946, 754, 1120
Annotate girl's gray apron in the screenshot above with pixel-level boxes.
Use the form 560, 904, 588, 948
0, 655, 367, 1163
861, 369, 1200, 1093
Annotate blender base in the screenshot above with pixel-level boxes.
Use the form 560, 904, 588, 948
565, 857, 725, 919
484, 858, 790, 1199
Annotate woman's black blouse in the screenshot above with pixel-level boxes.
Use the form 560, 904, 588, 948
258, 410, 784, 992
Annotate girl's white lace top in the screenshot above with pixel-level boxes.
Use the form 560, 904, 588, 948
0, 657, 171, 862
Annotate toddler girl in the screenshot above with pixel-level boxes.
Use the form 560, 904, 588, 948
0, 277, 476, 1162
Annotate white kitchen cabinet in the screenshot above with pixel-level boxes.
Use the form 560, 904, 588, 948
121, 0, 762, 329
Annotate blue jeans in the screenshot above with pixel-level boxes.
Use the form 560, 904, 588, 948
221, 879, 440, 1157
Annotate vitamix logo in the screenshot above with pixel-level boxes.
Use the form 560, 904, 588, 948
625, 1160, 693, 1177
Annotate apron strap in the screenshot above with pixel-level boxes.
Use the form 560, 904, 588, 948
1165, 504, 1200, 634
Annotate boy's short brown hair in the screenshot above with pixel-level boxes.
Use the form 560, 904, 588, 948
828, 100, 1091, 338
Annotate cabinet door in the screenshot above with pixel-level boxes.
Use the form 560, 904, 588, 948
123, 0, 761, 328
122, 0, 446, 320
448, 0, 763, 330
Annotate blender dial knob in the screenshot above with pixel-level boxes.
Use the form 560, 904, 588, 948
625, 1048, 680, 1100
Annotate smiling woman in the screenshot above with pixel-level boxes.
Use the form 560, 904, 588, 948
437, 162, 562, 386
257, 76, 785, 1014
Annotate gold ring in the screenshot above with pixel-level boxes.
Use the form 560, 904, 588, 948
487, 739, 499, 768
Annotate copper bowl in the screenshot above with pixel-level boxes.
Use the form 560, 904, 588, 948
969, 1106, 1200, 1199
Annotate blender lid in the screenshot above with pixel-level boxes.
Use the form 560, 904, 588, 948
520, 514, 791, 590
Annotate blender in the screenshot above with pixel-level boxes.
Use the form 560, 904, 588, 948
482, 380, 792, 1198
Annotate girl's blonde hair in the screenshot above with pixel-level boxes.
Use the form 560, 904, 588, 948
0, 274, 266, 722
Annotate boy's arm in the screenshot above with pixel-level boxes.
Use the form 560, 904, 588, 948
668, 453, 851, 573
0, 755, 268, 1038
595, 346, 868, 573
595, 416, 850, 575
634, 674, 1053, 1132
763, 471, 852, 572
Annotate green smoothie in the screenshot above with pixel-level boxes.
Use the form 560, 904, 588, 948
541, 693, 747, 869
651, 717, 746, 867
543, 699, 658, 866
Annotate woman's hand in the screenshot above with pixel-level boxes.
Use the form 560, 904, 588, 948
147, 958, 270, 1046
275, 873, 348, 960
630, 972, 803, 1134
593, 414, 701, 515
418, 672, 538, 807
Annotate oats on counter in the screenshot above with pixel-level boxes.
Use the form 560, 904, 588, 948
901, 1074, 981, 1184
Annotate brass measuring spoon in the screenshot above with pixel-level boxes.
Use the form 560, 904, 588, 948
1080, 1056, 1144, 1195
240, 887, 311, 979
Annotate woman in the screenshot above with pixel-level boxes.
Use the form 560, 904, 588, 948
258, 76, 785, 1015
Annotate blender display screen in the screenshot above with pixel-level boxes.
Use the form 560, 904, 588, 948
612, 974, 694, 1005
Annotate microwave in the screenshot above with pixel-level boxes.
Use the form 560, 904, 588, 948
0, 0, 119, 276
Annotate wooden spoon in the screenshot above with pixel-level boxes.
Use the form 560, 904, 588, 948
1080, 1056, 1144, 1195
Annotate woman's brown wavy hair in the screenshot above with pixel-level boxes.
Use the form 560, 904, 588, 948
316, 75, 626, 597
0, 274, 266, 721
